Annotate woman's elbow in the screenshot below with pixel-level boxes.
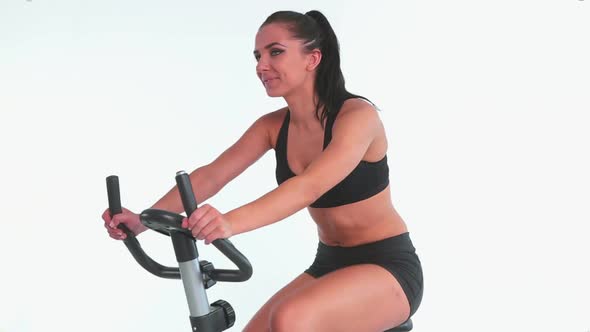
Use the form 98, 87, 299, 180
292, 175, 324, 206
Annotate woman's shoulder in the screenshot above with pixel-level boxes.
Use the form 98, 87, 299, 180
340, 97, 377, 113
257, 106, 288, 129
256, 107, 288, 150
337, 97, 380, 123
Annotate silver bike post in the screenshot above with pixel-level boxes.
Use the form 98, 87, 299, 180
178, 257, 210, 317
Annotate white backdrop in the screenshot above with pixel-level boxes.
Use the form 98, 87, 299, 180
1, 1, 589, 331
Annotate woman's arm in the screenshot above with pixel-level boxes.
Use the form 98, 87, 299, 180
150, 111, 276, 214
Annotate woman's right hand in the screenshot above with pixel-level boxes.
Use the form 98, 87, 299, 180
102, 207, 147, 240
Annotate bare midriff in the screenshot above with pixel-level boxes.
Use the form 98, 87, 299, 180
308, 185, 408, 247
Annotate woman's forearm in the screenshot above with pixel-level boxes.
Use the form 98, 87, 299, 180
225, 175, 318, 236
150, 165, 222, 214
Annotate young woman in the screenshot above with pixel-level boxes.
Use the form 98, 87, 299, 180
102, 10, 423, 331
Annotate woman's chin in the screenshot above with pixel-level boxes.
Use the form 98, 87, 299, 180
265, 89, 283, 98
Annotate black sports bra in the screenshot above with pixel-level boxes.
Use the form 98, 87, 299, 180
274, 99, 389, 208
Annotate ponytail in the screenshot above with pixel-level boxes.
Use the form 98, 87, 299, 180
261, 10, 374, 129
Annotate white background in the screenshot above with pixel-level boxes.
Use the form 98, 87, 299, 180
1, 0, 589, 331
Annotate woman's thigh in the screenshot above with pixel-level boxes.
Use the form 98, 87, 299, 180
270, 264, 410, 332
242, 272, 316, 332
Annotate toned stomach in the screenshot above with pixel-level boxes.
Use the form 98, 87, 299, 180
307, 185, 408, 247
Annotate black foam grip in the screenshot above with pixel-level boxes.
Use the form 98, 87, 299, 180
106, 175, 122, 215
106, 175, 132, 237
175, 171, 198, 216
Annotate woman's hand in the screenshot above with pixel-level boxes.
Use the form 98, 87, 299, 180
183, 204, 233, 244
102, 207, 147, 240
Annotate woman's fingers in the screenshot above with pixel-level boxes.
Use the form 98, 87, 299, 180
197, 217, 220, 240
190, 213, 216, 238
102, 208, 112, 223
105, 222, 126, 240
186, 205, 225, 240
107, 229, 125, 240
204, 228, 225, 245
187, 205, 216, 232
183, 204, 231, 243
187, 204, 210, 228
103, 207, 136, 240
110, 214, 123, 228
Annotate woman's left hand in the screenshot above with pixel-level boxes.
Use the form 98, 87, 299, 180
182, 204, 233, 244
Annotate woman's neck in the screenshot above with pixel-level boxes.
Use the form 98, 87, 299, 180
283, 86, 323, 131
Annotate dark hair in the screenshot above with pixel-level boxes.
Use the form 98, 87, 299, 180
260, 10, 375, 129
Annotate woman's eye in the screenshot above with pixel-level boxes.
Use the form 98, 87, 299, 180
254, 50, 282, 62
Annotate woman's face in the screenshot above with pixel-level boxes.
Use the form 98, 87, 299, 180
254, 23, 319, 98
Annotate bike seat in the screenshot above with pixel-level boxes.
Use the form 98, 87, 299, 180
384, 318, 413, 332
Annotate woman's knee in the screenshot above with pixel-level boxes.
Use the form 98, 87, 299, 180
269, 298, 314, 332
245, 274, 316, 331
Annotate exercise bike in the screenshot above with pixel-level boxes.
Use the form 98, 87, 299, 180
106, 171, 413, 331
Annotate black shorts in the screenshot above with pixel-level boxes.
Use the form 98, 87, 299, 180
304, 232, 423, 318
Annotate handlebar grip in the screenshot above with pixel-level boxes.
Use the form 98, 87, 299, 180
106, 175, 133, 237
175, 171, 198, 216
106, 175, 123, 215
175, 170, 253, 282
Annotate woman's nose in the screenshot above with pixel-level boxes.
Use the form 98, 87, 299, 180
256, 57, 270, 72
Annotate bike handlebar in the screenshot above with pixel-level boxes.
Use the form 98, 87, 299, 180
106, 175, 182, 279
106, 174, 252, 282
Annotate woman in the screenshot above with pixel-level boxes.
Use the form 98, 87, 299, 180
102, 10, 423, 331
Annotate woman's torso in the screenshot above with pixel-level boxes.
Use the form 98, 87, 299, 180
269, 99, 408, 247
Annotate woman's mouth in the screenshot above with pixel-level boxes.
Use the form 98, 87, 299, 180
263, 78, 278, 87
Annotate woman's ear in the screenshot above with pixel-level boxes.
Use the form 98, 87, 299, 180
306, 49, 322, 71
